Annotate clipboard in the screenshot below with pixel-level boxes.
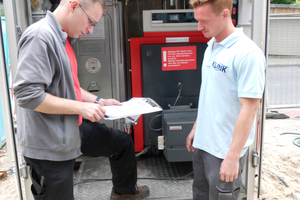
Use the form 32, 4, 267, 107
103, 97, 162, 122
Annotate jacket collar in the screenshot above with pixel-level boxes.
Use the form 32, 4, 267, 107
46, 11, 68, 43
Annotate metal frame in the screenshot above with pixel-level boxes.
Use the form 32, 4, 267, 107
245, 0, 268, 199
1, 0, 269, 199
258, 0, 270, 198
2, 0, 29, 199
0, 8, 23, 200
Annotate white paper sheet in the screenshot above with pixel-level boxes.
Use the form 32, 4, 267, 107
103, 98, 162, 121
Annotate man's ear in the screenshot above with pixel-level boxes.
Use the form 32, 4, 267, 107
69, 0, 79, 12
222, 8, 230, 20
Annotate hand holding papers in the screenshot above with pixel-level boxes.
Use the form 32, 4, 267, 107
103, 98, 162, 122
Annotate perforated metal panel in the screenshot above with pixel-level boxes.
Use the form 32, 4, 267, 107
267, 65, 300, 106
74, 155, 246, 200
269, 17, 300, 56
267, 16, 300, 107
74, 155, 194, 200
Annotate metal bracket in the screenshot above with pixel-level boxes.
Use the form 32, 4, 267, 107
113, 2, 119, 8
16, 25, 23, 38
19, 163, 28, 179
157, 136, 165, 150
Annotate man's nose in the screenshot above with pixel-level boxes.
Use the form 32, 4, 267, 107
87, 26, 94, 34
198, 22, 203, 31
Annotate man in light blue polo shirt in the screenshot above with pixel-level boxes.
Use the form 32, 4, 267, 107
186, 0, 265, 199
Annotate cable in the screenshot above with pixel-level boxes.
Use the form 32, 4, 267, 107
137, 171, 193, 181
173, 89, 181, 107
263, 168, 289, 187
136, 0, 143, 32
73, 171, 194, 186
149, 113, 162, 132
74, 178, 111, 185
282, 132, 300, 147
135, 146, 151, 157
263, 168, 298, 200
173, 82, 182, 106
149, 83, 183, 132
148, 83, 183, 132
292, 193, 298, 200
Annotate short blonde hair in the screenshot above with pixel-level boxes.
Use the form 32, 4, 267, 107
81, 0, 107, 13
61, 0, 107, 13
189, 0, 232, 16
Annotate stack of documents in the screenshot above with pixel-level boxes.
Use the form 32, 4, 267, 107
103, 98, 162, 122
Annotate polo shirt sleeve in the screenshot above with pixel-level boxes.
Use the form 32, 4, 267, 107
235, 50, 266, 99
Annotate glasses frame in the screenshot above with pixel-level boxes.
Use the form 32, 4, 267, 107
79, 4, 96, 27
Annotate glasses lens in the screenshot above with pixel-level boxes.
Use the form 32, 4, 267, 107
79, 4, 96, 27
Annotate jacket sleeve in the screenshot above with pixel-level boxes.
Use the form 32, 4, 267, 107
13, 36, 54, 110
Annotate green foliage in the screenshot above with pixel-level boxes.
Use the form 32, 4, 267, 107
271, 0, 296, 4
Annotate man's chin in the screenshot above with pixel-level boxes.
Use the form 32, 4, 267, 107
202, 31, 210, 38
73, 35, 81, 39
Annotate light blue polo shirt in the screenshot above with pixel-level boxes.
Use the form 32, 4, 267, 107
193, 28, 265, 159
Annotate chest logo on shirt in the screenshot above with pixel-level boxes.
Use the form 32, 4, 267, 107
212, 61, 228, 73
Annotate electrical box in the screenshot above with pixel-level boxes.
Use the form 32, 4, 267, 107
162, 106, 197, 162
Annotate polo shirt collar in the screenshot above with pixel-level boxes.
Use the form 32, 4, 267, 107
208, 28, 244, 48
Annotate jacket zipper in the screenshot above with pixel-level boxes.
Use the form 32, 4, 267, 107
61, 115, 66, 144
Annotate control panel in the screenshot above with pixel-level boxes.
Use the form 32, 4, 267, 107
143, 2, 239, 33
151, 12, 197, 24
143, 9, 198, 32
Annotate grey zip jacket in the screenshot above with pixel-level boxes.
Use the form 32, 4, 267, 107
13, 11, 82, 161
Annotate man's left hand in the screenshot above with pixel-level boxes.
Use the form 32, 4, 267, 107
219, 157, 239, 182
99, 99, 122, 106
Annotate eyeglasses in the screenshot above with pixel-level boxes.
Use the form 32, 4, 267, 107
79, 4, 96, 27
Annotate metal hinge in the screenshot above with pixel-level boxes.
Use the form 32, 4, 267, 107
16, 25, 23, 38
19, 163, 28, 179
252, 150, 259, 167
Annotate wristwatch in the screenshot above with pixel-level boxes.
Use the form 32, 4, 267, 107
94, 97, 101, 104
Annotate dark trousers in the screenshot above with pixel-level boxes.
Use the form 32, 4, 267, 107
80, 119, 137, 194
25, 119, 137, 200
193, 149, 248, 200
24, 157, 76, 200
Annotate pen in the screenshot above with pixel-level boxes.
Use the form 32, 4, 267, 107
40, 176, 45, 188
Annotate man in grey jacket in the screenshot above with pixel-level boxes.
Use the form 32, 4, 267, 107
13, 0, 149, 199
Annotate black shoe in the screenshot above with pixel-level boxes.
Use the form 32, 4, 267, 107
110, 185, 150, 200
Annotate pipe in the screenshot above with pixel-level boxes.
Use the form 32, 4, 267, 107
257, 0, 270, 198
170, 0, 175, 9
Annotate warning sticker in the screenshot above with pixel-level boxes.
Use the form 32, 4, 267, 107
85, 58, 101, 73
161, 46, 197, 71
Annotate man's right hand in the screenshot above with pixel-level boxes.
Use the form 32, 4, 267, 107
80, 102, 106, 122
186, 130, 196, 152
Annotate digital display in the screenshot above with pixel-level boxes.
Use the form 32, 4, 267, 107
151, 12, 196, 23
169, 14, 179, 21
